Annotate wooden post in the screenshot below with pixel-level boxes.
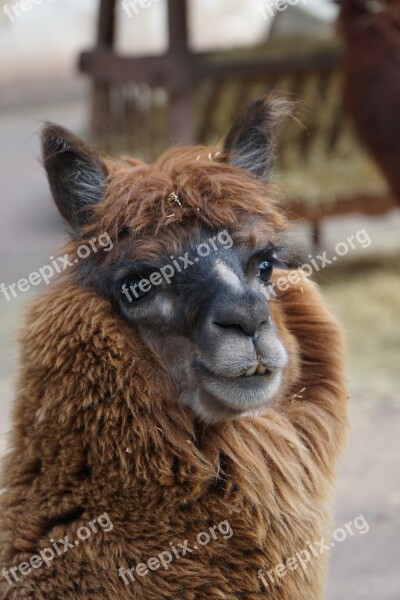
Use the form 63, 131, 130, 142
97, 0, 116, 47
90, 0, 117, 145
168, 0, 190, 55
167, 0, 196, 145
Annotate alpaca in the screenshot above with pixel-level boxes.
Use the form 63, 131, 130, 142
0, 96, 348, 599
338, 0, 400, 202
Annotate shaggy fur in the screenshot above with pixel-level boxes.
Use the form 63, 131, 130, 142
0, 99, 348, 599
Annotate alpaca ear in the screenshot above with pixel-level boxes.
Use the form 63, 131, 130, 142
223, 95, 284, 181
41, 123, 106, 233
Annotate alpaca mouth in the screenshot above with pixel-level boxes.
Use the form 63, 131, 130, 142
242, 363, 271, 377
197, 362, 282, 400
193, 340, 288, 419
202, 367, 279, 389
194, 362, 284, 419
198, 361, 275, 381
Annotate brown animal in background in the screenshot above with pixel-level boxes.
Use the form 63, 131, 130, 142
0, 96, 348, 599
338, 0, 400, 201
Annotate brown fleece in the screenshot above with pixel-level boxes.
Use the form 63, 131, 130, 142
339, 0, 400, 202
0, 145, 348, 599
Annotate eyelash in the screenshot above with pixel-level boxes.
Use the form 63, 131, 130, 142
253, 251, 286, 269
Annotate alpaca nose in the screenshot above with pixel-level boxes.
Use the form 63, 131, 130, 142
212, 295, 270, 338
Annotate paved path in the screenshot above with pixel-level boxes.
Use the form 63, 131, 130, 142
327, 402, 400, 600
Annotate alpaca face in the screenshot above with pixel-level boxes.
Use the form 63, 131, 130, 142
41, 96, 295, 423
109, 223, 289, 421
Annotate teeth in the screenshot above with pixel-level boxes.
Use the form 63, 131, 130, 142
244, 363, 270, 376
244, 363, 268, 377
244, 364, 258, 377
256, 364, 267, 375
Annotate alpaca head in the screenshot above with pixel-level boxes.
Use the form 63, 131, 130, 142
41, 96, 299, 423
337, 0, 389, 31
337, 0, 387, 13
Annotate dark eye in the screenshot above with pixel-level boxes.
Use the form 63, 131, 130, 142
119, 278, 150, 303
258, 260, 273, 283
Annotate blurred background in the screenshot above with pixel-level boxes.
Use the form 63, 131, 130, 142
0, 1, 399, 598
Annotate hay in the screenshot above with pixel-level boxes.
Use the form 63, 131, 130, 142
319, 257, 400, 401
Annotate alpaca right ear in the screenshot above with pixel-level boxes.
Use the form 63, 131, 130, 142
41, 123, 106, 234
223, 95, 286, 181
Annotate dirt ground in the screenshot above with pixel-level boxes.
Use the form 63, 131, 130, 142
321, 257, 400, 600
0, 96, 399, 599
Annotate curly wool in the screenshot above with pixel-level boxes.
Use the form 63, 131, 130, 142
0, 146, 348, 600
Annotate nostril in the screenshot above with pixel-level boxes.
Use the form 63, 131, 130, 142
211, 299, 270, 338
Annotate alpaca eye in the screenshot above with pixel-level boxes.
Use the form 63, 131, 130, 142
258, 260, 273, 283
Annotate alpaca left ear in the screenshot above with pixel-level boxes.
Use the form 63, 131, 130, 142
223, 95, 284, 181
41, 123, 106, 235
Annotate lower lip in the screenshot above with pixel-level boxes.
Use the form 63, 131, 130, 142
197, 364, 283, 417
